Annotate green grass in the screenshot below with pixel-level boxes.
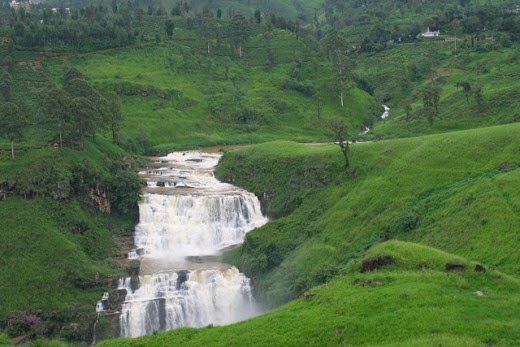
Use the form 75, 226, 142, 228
98, 241, 520, 347
0, 139, 137, 340
217, 122, 520, 306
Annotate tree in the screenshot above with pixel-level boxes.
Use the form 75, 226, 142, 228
231, 13, 250, 58
63, 67, 86, 85
105, 91, 124, 144
254, 10, 261, 24
472, 83, 484, 113
0, 102, 27, 160
71, 97, 97, 149
405, 104, 412, 121
109, 169, 142, 213
326, 117, 350, 169
456, 81, 472, 103
44, 88, 73, 148
322, 30, 353, 108
0, 70, 12, 101
422, 83, 441, 114
165, 19, 175, 39
201, 14, 217, 54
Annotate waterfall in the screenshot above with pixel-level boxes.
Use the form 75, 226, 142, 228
119, 151, 267, 338
381, 105, 390, 119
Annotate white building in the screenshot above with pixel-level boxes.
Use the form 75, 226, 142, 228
421, 27, 440, 37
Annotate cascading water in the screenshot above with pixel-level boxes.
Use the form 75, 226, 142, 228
119, 151, 267, 338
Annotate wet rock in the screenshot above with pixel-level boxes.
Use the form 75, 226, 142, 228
176, 270, 189, 290
130, 275, 140, 292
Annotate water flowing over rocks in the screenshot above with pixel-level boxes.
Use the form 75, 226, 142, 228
119, 151, 267, 338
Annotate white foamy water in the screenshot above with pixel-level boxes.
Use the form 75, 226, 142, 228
120, 151, 267, 338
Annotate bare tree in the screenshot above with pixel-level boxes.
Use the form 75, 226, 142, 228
326, 117, 350, 169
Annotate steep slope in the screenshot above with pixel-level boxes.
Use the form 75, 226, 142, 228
98, 241, 520, 346
216, 123, 520, 305
0, 140, 140, 341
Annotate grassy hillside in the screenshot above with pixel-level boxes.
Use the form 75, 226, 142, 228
216, 123, 520, 305
0, 139, 140, 341
60, 35, 372, 152
363, 43, 520, 138
98, 241, 520, 347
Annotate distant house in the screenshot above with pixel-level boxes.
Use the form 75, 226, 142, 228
10, 0, 34, 9
420, 27, 440, 37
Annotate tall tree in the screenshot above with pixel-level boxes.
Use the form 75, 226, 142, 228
0, 102, 27, 160
322, 30, 352, 108
231, 13, 250, 58
43, 88, 73, 148
201, 13, 217, 54
105, 91, 124, 144
70, 97, 97, 149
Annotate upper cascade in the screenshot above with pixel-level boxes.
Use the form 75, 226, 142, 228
133, 151, 267, 259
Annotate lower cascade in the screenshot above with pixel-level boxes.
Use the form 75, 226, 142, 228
119, 151, 267, 338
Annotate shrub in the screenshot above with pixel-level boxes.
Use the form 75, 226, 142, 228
391, 209, 420, 233
6, 311, 46, 339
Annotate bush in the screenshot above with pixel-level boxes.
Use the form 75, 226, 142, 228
282, 78, 316, 96
391, 209, 420, 233
15, 156, 72, 200
6, 311, 46, 339
109, 170, 142, 214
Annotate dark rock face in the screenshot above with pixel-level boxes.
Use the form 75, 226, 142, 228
474, 264, 486, 273
361, 256, 395, 272
130, 275, 140, 293
445, 262, 466, 272
176, 270, 189, 290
